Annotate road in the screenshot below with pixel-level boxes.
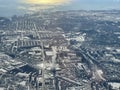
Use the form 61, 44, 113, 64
78, 48, 106, 82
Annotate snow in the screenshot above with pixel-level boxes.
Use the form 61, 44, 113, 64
114, 32, 120, 35
0, 87, 4, 90
0, 68, 7, 73
106, 47, 112, 50
118, 36, 120, 39
116, 49, 120, 52
19, 81, 26, 86
112, 57, 120, 63
96, 69, 106, 81
97, 70, 103, 75
109, 83, 120, 89
46, 51, 53, 56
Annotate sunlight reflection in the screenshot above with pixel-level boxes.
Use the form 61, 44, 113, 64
24, 0, 69, 5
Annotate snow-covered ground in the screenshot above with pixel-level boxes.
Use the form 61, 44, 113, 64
111, 57, 120, 63
109, 82, 120, 90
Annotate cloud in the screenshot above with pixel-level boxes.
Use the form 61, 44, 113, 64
18, 5, 55, 11
18, 0, 72, 13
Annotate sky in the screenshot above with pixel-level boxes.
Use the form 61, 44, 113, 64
0, 0, 120, 17
20, 0, 120, 12
71, 0, 120, 10
22, 0, 120, 10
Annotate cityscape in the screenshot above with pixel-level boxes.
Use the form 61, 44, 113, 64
0, 0, 120, 90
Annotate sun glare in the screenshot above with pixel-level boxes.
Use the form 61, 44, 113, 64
25, 0, 68, 5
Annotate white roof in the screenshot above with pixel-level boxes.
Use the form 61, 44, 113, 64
0, 87, 4, 90
31, 47, 41, 51
109, 83, 120, 89
46, 51, 53, 56
19, 81, 26, 86
17, 72, 29, 77
0, 68, 7, 73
